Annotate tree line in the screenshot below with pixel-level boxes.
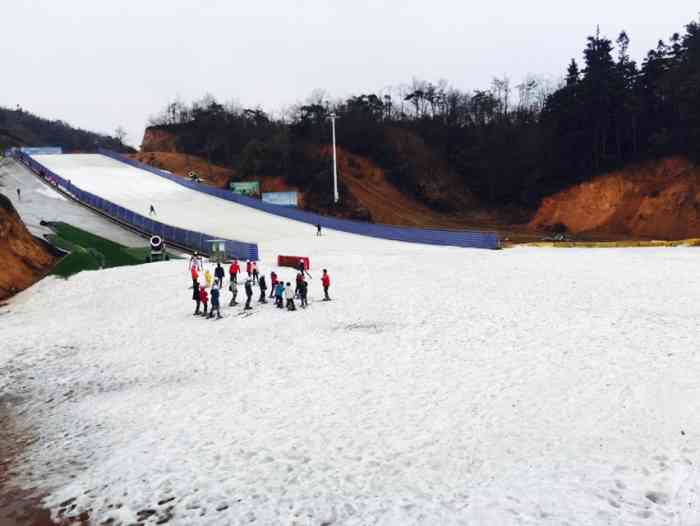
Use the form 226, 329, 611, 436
148, 16, 700, 209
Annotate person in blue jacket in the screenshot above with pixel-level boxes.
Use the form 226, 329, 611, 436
275, 281, 285, 309
208, 283, 222, 319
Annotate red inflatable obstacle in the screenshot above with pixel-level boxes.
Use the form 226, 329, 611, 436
278, 255, 310, 270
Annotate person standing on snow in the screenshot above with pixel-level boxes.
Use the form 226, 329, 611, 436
191, 266, 199, 291
295, 271, 304, 298
269, 271, 278, 298
321, 269, 331, 301
299, 279, 309, 308
252, 261, 259, 284
258, 275, 268, 303
297, 260, 312, 280
246, 260, 252, 278
199, 286, 209, 317
204, 267, 213, 289
316, 223, 322, 236
193, 275, 201, 315
149, 204, 157, 216
284, 282, 296, 311
275, 281, 285, 308
229, 259, 240, 285
244, 279, 254, 310
214, 263, 225, 288
189, 251, 203, 272
208, 283, 222, 319
228, 280, 238, 306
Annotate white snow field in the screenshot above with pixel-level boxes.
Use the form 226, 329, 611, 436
3, 240, 700, 526
30, 153, 381, 246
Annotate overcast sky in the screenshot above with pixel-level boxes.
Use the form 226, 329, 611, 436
2, 1, 697, 148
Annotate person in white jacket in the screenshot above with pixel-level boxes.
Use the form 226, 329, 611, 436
284, 282, 296, 311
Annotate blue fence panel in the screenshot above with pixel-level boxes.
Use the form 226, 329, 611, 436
13, 151, 258, 260
98, 149, 499, 250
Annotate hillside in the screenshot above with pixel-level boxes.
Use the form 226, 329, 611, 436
0, 194, 55, 300
0, 106, 130, 153
529, 158, 700, 240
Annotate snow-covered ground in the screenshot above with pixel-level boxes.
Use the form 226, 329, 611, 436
2, 238, 700, 525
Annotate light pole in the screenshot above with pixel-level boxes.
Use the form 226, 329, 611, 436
329, 112, 339, 203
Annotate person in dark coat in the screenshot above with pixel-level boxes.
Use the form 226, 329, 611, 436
299, 279, 308, 308
229, 280, 238, 306
316, 223, 322, 236
192, 277, 201, 315
244, 279, 253, 310
208, 284, 222, 319
258, 275, 268, 303
214, 263, 225, 288
269, 271, 278, 298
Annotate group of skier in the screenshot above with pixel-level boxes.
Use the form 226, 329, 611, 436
188, 252, 331, 320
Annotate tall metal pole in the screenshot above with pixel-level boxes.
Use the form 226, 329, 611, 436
330, 112, 339, 203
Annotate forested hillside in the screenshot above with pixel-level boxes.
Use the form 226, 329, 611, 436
145, 16, 700, 213
0, 106, 131, 153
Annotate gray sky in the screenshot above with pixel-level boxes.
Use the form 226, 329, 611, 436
2, 1, 697, 148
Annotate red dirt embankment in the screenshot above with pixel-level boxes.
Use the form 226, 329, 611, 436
0, 194, 55, 301
529, 158, 700, 240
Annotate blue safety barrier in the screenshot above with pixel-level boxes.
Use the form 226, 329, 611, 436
99, 149, 500, 250
12, 151, 259, 261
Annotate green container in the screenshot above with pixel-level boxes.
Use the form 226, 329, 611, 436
229, 181, 260, 196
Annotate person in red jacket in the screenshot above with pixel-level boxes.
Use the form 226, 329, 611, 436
199, 286, 209, 316
321, 269, 331, 301
245, 260, 252, 278
229, 259, 240, 285
191, 266, 199, 291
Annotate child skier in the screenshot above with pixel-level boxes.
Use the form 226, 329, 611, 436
204, 268, 213, 289
269, 271, 278, 298
284, 282, 296, 311
229, 259, 240, 284
244, 279, 253, 310
275, 281, 285, 308
321, 269, 331, 301
208, 283, 222, 319
214, 263, 225, 288
258, 275, 267, 303
199, 286, 209, 317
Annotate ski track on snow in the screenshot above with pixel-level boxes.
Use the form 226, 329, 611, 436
2, 242, 700, 525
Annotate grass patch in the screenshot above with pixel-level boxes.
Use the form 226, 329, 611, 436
46, 222, 160, 278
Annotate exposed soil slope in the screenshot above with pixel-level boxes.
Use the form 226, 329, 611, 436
0, 194, 55, 300
529, 158, 700, 240
129, 151, 235, 188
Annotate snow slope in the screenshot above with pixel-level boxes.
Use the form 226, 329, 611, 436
3, 242, 700, 525
30, 154, 371, 246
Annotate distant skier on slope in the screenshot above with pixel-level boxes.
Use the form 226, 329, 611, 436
244, 279, 254, 310
316, 223, 322, 236
321, 269, 331, 301
214, 263, 225, 288
149, 204, 157, 216
16, 188, 21, 201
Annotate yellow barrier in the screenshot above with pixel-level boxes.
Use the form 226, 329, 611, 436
522, 239, 700, 248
